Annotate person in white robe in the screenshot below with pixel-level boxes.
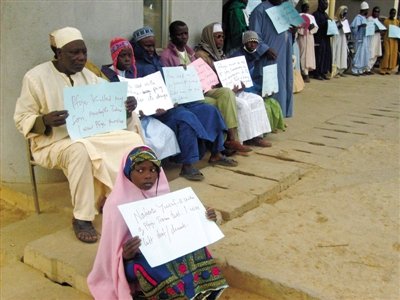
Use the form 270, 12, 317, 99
367, 6, 383, 74
195, 22, 272, 147
14, 27, 143, 243
332, 5, 350, 77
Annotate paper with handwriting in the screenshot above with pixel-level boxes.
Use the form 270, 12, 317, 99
63, 82, 127, 140
190, 58, 220, 93
118, 71, 173, 115
214, 56, 253, 89
162, 66, 205, 104
266, 2, 304, 34
118, 187, 224, 267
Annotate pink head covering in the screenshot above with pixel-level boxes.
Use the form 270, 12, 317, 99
109, 37, 137, 77
87, 146, 169, 299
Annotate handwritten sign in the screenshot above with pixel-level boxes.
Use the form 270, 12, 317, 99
266, 2, 304, 34
119, 72, 174, 115
388, 25, 400, 39
190, 58, 220, 93
327, 20, 339, 35
365, 20, 376, 36
162, 66, 205, 104
373, 18, 386, 31
341, 19, 351, 34
262, 64, 279, 97
214, 56, 253, 89
64, 82, 127, 140
118, 187, 224, 267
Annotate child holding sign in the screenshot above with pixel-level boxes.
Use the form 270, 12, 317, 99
101, 37, 181, 161
87, 146, 228, 299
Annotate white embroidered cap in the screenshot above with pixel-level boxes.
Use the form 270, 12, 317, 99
53, 27, 83, 48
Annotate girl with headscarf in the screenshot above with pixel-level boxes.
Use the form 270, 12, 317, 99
195, 22, 272, 147
87, 145, 228, 299
332, 5, 349, 77
100, 37, 181, 161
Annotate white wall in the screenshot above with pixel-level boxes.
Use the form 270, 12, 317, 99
0, 0, 222, 185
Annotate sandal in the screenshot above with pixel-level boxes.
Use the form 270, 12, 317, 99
72, 218, 98, 243
179, 168, 204, 181
209, 155, 238, 167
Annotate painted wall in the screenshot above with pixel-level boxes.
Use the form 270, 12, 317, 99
0, 0, 223, 185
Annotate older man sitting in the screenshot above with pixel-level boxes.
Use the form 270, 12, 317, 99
14, 27, 143, 243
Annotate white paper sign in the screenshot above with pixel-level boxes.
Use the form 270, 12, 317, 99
118, 187, 224, 267
214, 56, 253, 89
118, 72, 174, 115
64, 82, 127, 140
327, 20, 339, 35
365, 20, 376, 36
341, 19, 351, 33
373, 18, 386, 31
262, 64, 279, 97
162, 66, 205, 104
388, 25, 400, 39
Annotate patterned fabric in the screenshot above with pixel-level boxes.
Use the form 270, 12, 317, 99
125, 248, 227, 299
123, 146, 161, 179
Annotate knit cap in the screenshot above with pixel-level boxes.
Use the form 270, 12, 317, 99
109, 37, 136, 76
131, 26, 155, 43
242, 31, 259, 44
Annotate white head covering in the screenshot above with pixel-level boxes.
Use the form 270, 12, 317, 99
360, 1, 369, 10
213, 23, 223, 33
52, 27, 83, 48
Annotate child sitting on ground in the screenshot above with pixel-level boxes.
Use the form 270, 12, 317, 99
87, 146, 228, 299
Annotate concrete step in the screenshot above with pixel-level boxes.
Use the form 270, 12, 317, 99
170, 156, 302, 220
18, 159, 302, 298
1, 261, 91, 300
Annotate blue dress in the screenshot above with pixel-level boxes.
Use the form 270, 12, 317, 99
134, 44, 227, 164
249, 0, 294, 118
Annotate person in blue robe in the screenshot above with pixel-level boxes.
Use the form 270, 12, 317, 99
130, 27, 237, 181
249, 0, 294, 118
350, 2, 370, 76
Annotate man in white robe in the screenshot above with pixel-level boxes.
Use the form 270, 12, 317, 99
14, 27, 143, 243
367, 6, 383, 74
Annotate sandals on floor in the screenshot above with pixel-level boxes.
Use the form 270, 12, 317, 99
179, 168, 204, 181
209, 156, 238, 167
72, 218, 98, 243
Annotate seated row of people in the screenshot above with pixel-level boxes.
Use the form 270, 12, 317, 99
98, 21, 277, 182
14, 21, 283, 245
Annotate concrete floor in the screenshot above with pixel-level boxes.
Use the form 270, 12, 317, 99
1, 71, 399, 299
